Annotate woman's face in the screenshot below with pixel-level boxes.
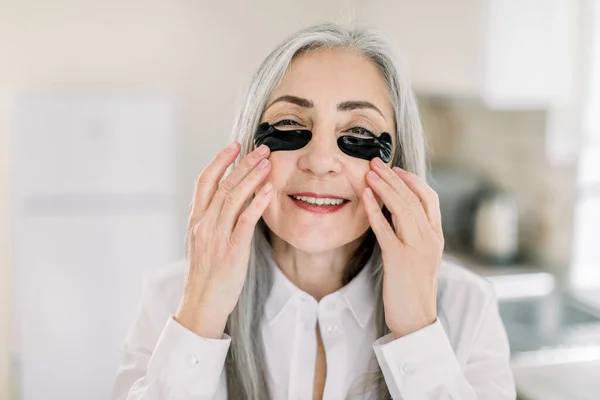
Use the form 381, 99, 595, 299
259, 48, 396, 253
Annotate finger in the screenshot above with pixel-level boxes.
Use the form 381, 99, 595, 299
392, 167, 443, 235
190, 141, 240, 217
217, 158, 271, 233
362, 187, 397, 249
210, 144, 270, 214
370, 159, 432, 228
366, 166, 430, 246
230, 182, 273, 248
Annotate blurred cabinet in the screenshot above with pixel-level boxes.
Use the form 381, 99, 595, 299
359, 0, 574, 108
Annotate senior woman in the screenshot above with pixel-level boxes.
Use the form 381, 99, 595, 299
112, 23, 516, 400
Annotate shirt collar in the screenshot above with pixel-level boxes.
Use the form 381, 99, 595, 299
339, 256, 375, 328
263, 248, 375, 329
263, 250, 298, 325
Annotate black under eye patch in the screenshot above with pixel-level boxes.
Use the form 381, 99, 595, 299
253, 122, 393, 163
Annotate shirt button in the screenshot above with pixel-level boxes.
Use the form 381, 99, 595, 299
326, 324, 338, 333
400, 363, 416, 375
185, 354, 199, 366
326, 303, 336, 311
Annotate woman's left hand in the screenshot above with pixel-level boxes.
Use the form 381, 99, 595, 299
363, 157, 445, 338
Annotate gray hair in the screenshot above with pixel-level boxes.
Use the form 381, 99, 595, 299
224, 22, 427, 399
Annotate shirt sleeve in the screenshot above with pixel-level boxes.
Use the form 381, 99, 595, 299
372, 293, 516, 399
111, 272, 231, 400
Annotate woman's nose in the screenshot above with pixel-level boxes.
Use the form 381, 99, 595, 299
296, 128, 343, 176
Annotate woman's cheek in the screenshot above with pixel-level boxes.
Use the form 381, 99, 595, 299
350, 165, 384, 210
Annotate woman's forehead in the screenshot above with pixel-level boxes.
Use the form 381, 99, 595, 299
268, 48, 393, 116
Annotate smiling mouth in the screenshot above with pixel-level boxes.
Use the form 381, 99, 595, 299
288, 194, 350, 206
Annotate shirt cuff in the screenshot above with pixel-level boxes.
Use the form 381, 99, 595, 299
146, 316, 231, 398
372, 318, 462, 399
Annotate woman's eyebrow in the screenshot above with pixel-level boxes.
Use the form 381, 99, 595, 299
266, 95, 314, 110
265, 95, 385, 119
337, 101, 385, 119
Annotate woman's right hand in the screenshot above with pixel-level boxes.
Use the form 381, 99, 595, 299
175, 141, 273, 339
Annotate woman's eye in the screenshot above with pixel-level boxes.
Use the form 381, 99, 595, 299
273, 119, 302, 127
346, 126, 376, 138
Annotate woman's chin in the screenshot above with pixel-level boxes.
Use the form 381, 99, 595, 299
275, 224, 362, 252
280, 235, 344, 254
262, 207, 369, 253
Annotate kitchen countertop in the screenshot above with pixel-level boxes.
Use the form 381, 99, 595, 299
444, 252, 600, 399
444, 251, 555, 300
512, 347, 600, 400
566, 287, 600, 319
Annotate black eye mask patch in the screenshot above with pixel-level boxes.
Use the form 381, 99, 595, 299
254, 122, 393, 163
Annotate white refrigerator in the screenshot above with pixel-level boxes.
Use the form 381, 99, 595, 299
8, 90, 180, 400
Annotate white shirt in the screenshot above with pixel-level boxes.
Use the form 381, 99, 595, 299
112, 252, 516, 400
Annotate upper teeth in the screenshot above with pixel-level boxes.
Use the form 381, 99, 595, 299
292, 196, 345, 206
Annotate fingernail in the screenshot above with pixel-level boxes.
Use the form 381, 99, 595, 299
365, 188, 374, 198
374, 158, 385, 169
368, 170, 380, 180
227, 141, 239, 152
259, 159, 269, 169
263, 182, 273, 193
257, 144, 269, 156
393, 166, 406, 174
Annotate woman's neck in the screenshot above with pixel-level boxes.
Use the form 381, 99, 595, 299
269, 233, 363, 301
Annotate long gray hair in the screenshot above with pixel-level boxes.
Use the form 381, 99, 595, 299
224, 22, 427, 399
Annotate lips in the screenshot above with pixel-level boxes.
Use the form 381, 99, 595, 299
289, 192, 349, 200
289, 194, 349, 214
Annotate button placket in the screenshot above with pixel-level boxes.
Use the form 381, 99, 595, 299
318, 297, 343, 339
319, 315, 344, 340
326, 323, 339, 334
290, 295, 317, 400
298, 294, 316, 330
317, 297, 346, 399
303, 307, 316, 332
